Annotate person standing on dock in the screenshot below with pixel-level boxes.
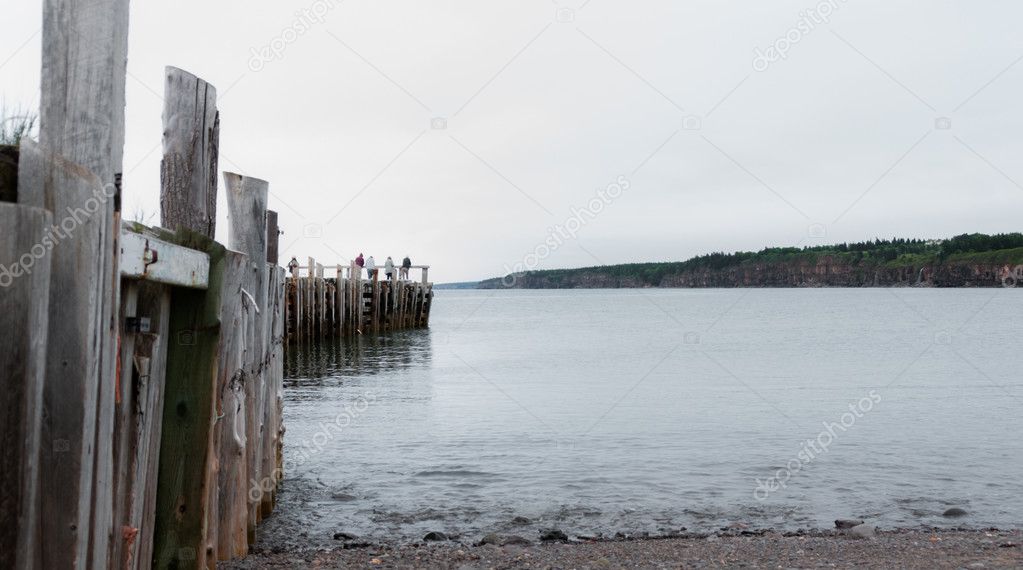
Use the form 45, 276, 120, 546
401, 255, 411, 280
365, 255, 377, 280
385, 256, 396, 281
287, 256, 299, 276
355, 252, 365, 269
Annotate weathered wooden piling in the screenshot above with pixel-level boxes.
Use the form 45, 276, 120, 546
2, 11, 286, 565
223, 172, 271, 544
2, 2, 432, 568
160, 67, 220, 239
34, 0, 130, 566
284, 261, 434, 341
152, 232, 228, 569
0, 204, 52, 570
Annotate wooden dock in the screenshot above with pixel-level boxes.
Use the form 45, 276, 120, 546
286, 260, 434, 341
0, 3, 288, 567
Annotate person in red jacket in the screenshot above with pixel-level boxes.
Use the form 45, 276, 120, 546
355, 253, 365, 269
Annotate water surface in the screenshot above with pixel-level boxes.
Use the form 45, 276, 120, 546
259, 289, 1022, 548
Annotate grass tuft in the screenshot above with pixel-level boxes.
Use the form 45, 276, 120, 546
0, 101, 38, 146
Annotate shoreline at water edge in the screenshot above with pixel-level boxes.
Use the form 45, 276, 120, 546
221, 527, 1021, 569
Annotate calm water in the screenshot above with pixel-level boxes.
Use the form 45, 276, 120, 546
259, 289, 1022, 548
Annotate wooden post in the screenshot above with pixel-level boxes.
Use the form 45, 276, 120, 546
268, 267, 285, 507
38, 0, 130, 567
294, 271, 302, 344
372, 275, 381, 334
127, 284, 172, 570
214, 252, 248, 560
152, 230, 227, 570
28, 153, 110, 570
259, 266, 283, 518
266, 210, 279, 264
318, 264, 326, 337
335, 265, 342, 336
110, 281, 138, 570
0, 204, 52, 570
223, 172, 268, 544
160, 67, 219, 238
307, 257, 314, 339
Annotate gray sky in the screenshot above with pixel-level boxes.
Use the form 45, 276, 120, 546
3, 1, 1022, 282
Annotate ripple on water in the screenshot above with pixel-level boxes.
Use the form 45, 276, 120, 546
257, 291, 1023, 548
414, 469, 503, 479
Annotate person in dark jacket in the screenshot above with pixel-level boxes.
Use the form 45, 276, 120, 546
400, 256, 411, 280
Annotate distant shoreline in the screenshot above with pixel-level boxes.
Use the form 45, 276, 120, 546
439, 233, 1023, 290
438, 280, 1019, 290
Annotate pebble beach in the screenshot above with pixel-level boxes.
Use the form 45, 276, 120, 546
222, 528, 1021, 569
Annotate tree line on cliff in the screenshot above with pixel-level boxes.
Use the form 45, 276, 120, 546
475, 233, 1023, 289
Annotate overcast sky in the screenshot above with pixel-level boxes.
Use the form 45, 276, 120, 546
3, 1, 1022, 282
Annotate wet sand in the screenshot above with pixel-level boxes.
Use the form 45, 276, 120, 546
222, 528, 1021, 569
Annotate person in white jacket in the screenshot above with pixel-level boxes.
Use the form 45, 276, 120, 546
365, 255, 377, 279
384, 256, 395, 281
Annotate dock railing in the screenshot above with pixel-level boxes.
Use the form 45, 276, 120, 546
292, 262, 431, 285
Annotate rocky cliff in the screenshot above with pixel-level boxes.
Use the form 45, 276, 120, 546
480, 255, 1022, 289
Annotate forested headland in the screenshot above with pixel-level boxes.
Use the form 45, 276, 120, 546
469, 233, 1023, 289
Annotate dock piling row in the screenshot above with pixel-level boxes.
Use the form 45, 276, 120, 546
285, 260, 433, 342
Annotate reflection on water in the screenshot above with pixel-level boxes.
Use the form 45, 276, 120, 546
285, 330, 434, 386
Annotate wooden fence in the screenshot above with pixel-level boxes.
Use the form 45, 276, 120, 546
286, 260, 434, 341
0, 2, 285, 568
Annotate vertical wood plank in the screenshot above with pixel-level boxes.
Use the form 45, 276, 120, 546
39, 1, 130, 566
214, 251, 247, 561
223, 172, 268, 545
0, 204, 53, 570
33, 156, 109, 570
110, 281, 138, 569
152, 231, 226, 570
128, 284, 171, 570
260, 265, 283, 517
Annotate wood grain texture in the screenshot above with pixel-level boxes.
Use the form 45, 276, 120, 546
260, 266, 285, 516
110, 281, 138, 570
223, 172, 268, 538
39, 1, 130, 567
34, 154, 108, 570
213, 251, 248, 561
152, 230, 226, 570
0, 204, 53, 570
15, 140, 46, 209
160, 67, 219, 238
131, 284, 171, 570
